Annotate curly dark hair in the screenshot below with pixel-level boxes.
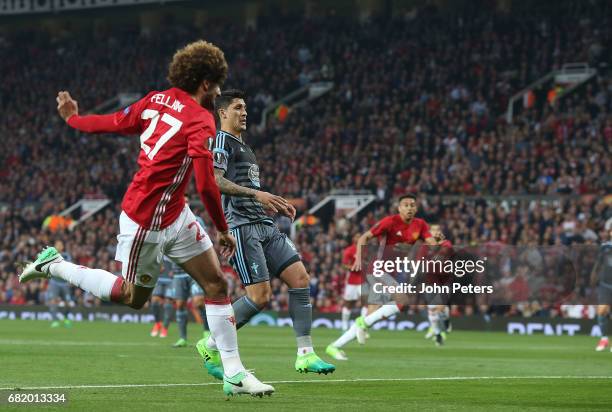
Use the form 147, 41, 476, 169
167, 40, 228, 94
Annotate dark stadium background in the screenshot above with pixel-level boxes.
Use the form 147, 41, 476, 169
0, 0, 610, 324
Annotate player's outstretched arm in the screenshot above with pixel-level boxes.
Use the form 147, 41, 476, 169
213, 168, 295, 220
352, 231, 374, 272
57, 90, 141, 134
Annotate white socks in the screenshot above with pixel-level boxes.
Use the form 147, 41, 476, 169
332, 324, 357, 348
298, 346, 314, 355
363, 304, 400, 327
49, 261, 117, 301
205, 302, 245, 377
332, 304, 400, 349
206, 334, 218, 350
341, 306, 368, 332
341, 307, 351, 331
296, 336, 314, 355
428, 311, 440, 334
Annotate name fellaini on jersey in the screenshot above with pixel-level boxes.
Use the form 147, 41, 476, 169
213, 130, 272, 228
149, 93, 185, 113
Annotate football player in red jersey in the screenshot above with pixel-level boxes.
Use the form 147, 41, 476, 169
422, 223, 454, 346
326, 194, 437, 360
340, 233, 368, 332
19, 41, 273, 396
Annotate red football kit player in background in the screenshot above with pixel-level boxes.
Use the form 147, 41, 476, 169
351, 193, 436, 312
342, 243, 363, 286
19, 41, 275, 394
339, 233, 367, 331
369, 213, 432, 247
351, 194, 435, 274
416, 224, 454, 288
326, 194, 437, 359
421, 223, 454, 346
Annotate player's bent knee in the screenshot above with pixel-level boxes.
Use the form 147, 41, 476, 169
280, 261, 310, 288
246, 284, 272, 308
284, 269, 310, 289
250, 292, 271, 308
122, 282, 153, 310
295, 271, 310, 288
129, 293, 151, 310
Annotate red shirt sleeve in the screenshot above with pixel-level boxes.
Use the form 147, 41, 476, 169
187, 111, 216, 158
420, 220, 432, 240
66, 93, 152, 135
370, 216, 392, 238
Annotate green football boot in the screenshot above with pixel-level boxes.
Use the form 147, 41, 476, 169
196, 332, 223, 380
355, 315, 368, 344
19, 247, 63, 283
50, 321, 61, 328
424, 326, 435, 339
295, 352, 336, 374
173, 338, 187, 348
63, 319, 73, 328
325, 344, 348, 361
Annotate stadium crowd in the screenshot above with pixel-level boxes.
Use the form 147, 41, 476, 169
1, 2, 611, 318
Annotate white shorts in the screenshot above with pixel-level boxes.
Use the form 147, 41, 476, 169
115, 205, 213, 288
343, 283, 361, 301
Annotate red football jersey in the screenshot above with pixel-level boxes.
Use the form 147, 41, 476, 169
342, 244, 363, 285
418, 239, 454, 285
370, 215, 432, 245
70, 88, 215, 230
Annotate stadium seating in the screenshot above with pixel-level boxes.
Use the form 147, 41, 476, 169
1, 3, 610, 316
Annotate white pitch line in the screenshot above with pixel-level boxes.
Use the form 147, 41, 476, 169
1, 376, 611, 391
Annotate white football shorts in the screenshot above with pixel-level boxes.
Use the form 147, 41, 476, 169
343, 283, 362, 301
115, 205, 213, 288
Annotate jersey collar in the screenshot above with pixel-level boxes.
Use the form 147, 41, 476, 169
219, 129, 244, 144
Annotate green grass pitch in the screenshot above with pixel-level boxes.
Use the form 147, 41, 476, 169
1, 320, 611, 411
